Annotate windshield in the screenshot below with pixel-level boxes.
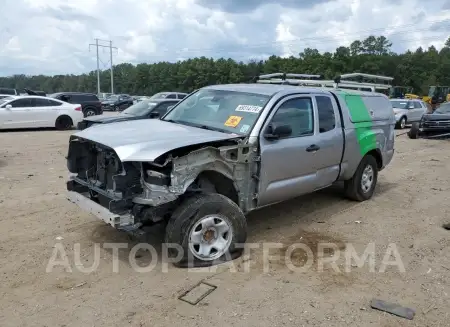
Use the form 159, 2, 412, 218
390, 100, 408, 109
0, 97, 13, 105
122, 100, 158, 115
162, 89, 270, 134
106, 95, 118, 101
428, 86, 436, 97
435, 103, 450, 114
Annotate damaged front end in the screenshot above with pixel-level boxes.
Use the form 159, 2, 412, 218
66, 135, 256, 231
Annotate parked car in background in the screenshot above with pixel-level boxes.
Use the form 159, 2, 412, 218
390, 98, 427, 129
98, 93, 113, 101
0, 87, 18, 95
0, 95, 83, 130
66, 84, 395, 264
49, 92, 102, 117
24, 88, 46, 96
77, 98, 180, 130
101, 94, 133, 111
408, 101, 450, 139
150, 92, 188, 100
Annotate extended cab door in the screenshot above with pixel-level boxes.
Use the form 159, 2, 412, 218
312, 94, 344, 188
257, 95, 336, 207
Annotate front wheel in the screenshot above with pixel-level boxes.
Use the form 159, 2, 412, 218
396, 116, 406, 129
344, 155, 378, 201
165, 193, 247, 267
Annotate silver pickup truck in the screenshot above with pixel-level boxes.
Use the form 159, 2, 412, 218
66, 83, 395, 265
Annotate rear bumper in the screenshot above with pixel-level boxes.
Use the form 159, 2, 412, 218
67, 190, 134, 228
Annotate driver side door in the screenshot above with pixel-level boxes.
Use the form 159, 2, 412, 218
1, 98, 34, 128
257, 96, 322, 207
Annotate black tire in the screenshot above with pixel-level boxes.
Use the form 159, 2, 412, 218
165, 193, 247, 268
407, 122, 420, 139
396, 116, 406, 129
84, 108, 96, 117
344, 155, 378, 201
55, 115, 73, 130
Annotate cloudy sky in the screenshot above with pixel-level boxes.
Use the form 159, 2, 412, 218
1, 0, 449, 76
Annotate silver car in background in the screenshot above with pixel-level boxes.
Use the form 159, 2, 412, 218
390, 99, 427, 129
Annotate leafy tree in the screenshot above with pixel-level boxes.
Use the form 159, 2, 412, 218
1, 35, 449, 97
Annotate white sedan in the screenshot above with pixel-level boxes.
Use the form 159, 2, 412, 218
0, 95, 84, 130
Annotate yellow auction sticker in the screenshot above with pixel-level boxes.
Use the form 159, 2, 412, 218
224, 115, 243, 127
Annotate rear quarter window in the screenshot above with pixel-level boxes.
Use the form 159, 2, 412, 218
344, 94, 392, 122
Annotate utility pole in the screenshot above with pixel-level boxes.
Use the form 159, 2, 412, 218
110, 40, 114, 94
89, 39, 118, 94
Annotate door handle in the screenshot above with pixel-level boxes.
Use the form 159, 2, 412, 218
306, 144, 320, 152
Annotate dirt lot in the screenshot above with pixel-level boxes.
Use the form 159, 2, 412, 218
0, 124, 449, 327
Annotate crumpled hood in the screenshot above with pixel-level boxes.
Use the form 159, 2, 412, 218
72, 119, 240, 162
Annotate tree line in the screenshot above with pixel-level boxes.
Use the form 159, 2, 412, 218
1, 35, 450, 97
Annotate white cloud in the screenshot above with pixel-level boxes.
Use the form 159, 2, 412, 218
0, 0, 449, 76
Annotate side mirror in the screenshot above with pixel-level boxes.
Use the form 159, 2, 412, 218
263, 123, 292, 140
5, 104, 12, 109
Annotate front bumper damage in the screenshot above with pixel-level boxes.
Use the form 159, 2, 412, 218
66, 137, 253, 231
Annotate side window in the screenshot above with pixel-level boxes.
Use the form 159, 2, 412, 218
32, 98, 51, 107
47, 99, 62, 106
166, 93, 177, 99
10, 98, 32, 107
178, 94, 186, 99
413, 102, 422, 109
154, 102, 174, 114
316, 96, 336, 133
271, 97, 314, 137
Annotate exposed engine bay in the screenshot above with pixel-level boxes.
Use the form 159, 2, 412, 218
66, 136, 256, 229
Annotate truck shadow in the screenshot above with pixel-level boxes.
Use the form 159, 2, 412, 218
89, 181, 398, 266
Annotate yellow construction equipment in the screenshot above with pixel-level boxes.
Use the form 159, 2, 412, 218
422, 86, 450, 110
389, 86, 419, 99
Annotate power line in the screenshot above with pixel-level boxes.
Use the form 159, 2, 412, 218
134, 23, 450, 59
89, 39, 118, 94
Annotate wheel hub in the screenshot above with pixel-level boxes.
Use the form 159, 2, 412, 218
203, 229, 216, 243
188, 215, 233, 261
361, 165, 374, 193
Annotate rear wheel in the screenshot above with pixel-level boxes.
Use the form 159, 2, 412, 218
84, 108, 96, 117
165, 193, 247, 267
344, 155, 378, 201
55, 115, 73, 130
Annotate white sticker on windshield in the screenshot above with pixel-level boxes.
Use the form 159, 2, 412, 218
240, 124, 250, 133
235, 105, 262, 113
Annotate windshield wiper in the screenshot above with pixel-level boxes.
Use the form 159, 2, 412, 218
197, 125, 232, 134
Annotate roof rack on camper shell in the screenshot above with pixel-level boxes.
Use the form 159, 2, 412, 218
256, 72, 393, 92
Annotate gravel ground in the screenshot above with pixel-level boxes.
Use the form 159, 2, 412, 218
0, 123, 449, 327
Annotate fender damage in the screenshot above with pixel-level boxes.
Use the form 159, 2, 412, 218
66, 133, 256, 230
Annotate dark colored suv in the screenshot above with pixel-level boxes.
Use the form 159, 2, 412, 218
101, 94, 134, 111
49, 92, 102, 117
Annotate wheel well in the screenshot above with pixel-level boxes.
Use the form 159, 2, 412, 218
366, 149, 382, 170
195, 170, 239, 205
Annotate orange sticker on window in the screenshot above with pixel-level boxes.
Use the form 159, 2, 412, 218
224, 115, 243, 127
